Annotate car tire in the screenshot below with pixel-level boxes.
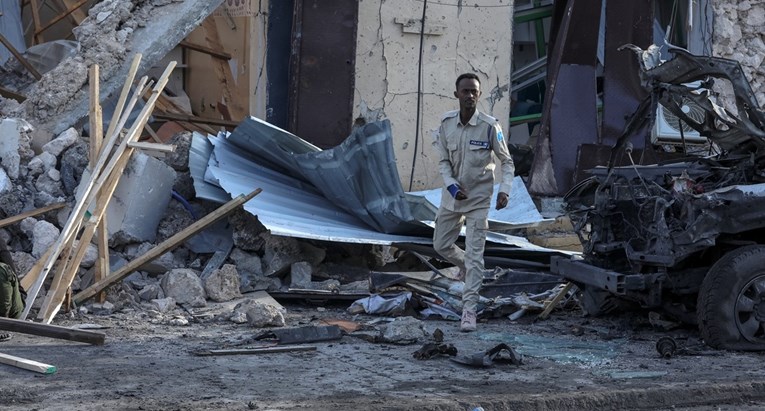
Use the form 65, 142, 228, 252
697, 245, 765, 350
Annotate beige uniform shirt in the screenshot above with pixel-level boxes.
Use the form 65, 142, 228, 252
435, 110, 515, 213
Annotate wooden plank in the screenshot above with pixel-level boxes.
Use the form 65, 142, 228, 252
0, 317, 105, 345
0, 352, 56, 374
29, 0, 44, 44
89, 63, 108, 304
0, 86, 26, 102
0, 33, 42, 80
195, 345, 316, 356
537, 282, 574, 320
179, 40, 232, 60
0, 203, 65, 229
128, 141, 176, 153
153, 112, 239, 128
40, 65, 177, 322
105, 54, 142, 145
88, 64, 103, 165
201, 18, 246, 121
34, 0, 89, 37
74, 189, 262, 304
58, 0, 88, 25
22, 65, 160, 319
143, 124, 163, 143
40, 167, 125, 322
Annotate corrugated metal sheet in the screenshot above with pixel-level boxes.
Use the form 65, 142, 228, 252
190, 117, 558, 251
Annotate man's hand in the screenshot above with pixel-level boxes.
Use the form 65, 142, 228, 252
447, 184, 468, 200
496, 192, 509, 210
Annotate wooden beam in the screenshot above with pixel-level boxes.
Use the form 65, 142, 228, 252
201, 18, 246, 121
58, 0, 88, 25
39, 64, 177, 322
75, 189, 262, 304
0, 86, 26, 102
89, 64, 108, 304
153, 112, 239, 128
0, 352, 56, 374
537, 282, 574, 320
0, 33, 42, 80
0, 203, 65, 229
128, 141, 176, 153
22, 62, 159, 319
179, 40, 232, 60
0, 317, 105, 345
34, 0, 89, 37
29, 0, 44, 44
105, 54, 142, 145
195, 345, 317, 356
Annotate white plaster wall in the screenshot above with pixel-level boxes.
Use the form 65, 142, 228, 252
712, 1, 765, 110
355, 0, 514, 191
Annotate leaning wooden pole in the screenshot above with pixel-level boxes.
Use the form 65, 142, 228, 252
36, 62, 177, 322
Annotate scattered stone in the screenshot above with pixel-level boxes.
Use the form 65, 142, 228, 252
152, 297, 177, 313
75, 241, 98, 269
169, 316, 189, 326
0, 118, 31, 180
172, 171, 195, 201
381, 316, 429, 345
124, 242, 178, 274
59, 140, 89, 195
339, 280, 370, 293
204, 264, 242, 302
89, 301, 116, 315
229, 210, 267, 251
162, 132, 191, 171
231, 299, 285, 327
263, 234, 301, 277
0, 168, 10, 195
160, 268, 207, 307
10, 252, 36, 277
155, 200, 195, 243
42, 128, 79, 157
290, 262, 313, 288
138, 283, 164, 301
31, 219, 59, 257
230, 310, 248, 324
27, 152, 57, 177
19, 217, 37, 237
230, 248, 263, 276
307, 279, 341, 292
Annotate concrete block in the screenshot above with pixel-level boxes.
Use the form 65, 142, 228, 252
42, 127, 79, 157
0, 168, 10, 194
0, 118, 22, 179
78, 152, 176, 245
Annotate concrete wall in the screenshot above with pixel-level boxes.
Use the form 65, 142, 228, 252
354, 0, 514, 191
712, 1, 765, 110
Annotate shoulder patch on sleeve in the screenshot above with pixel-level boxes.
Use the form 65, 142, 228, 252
441, 110, 459, 122
477, 112, 498, 125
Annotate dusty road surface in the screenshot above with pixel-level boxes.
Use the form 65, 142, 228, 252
2, 299, 765, 411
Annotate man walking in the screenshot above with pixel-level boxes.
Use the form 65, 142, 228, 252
432, 73, 515, 332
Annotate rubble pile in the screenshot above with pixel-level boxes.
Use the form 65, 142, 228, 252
712, 0, 765, 109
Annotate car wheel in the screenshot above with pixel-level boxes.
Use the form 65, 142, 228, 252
697, 245, 765, 350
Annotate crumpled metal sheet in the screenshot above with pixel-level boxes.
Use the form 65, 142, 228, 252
190, 117, 553, 248
409, 177, 551, 230
227, 117, 434, 234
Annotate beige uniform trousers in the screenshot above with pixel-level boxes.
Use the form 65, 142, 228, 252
432, 206, 489, 313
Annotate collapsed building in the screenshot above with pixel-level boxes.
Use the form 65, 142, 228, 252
0, 0, 763, 352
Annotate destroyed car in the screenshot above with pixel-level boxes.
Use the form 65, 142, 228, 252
551, 45, 765, 350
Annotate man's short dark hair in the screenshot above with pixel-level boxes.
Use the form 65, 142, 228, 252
456, 73, 480, 90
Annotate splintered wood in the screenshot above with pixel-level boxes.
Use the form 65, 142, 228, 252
21, 54, 179, 323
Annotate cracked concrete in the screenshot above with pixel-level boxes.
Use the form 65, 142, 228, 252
354, 0, 512, 191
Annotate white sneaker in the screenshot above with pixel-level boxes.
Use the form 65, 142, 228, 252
460, 309, 477, 332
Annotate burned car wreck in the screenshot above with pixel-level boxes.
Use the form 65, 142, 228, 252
551, 45, 765, 350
